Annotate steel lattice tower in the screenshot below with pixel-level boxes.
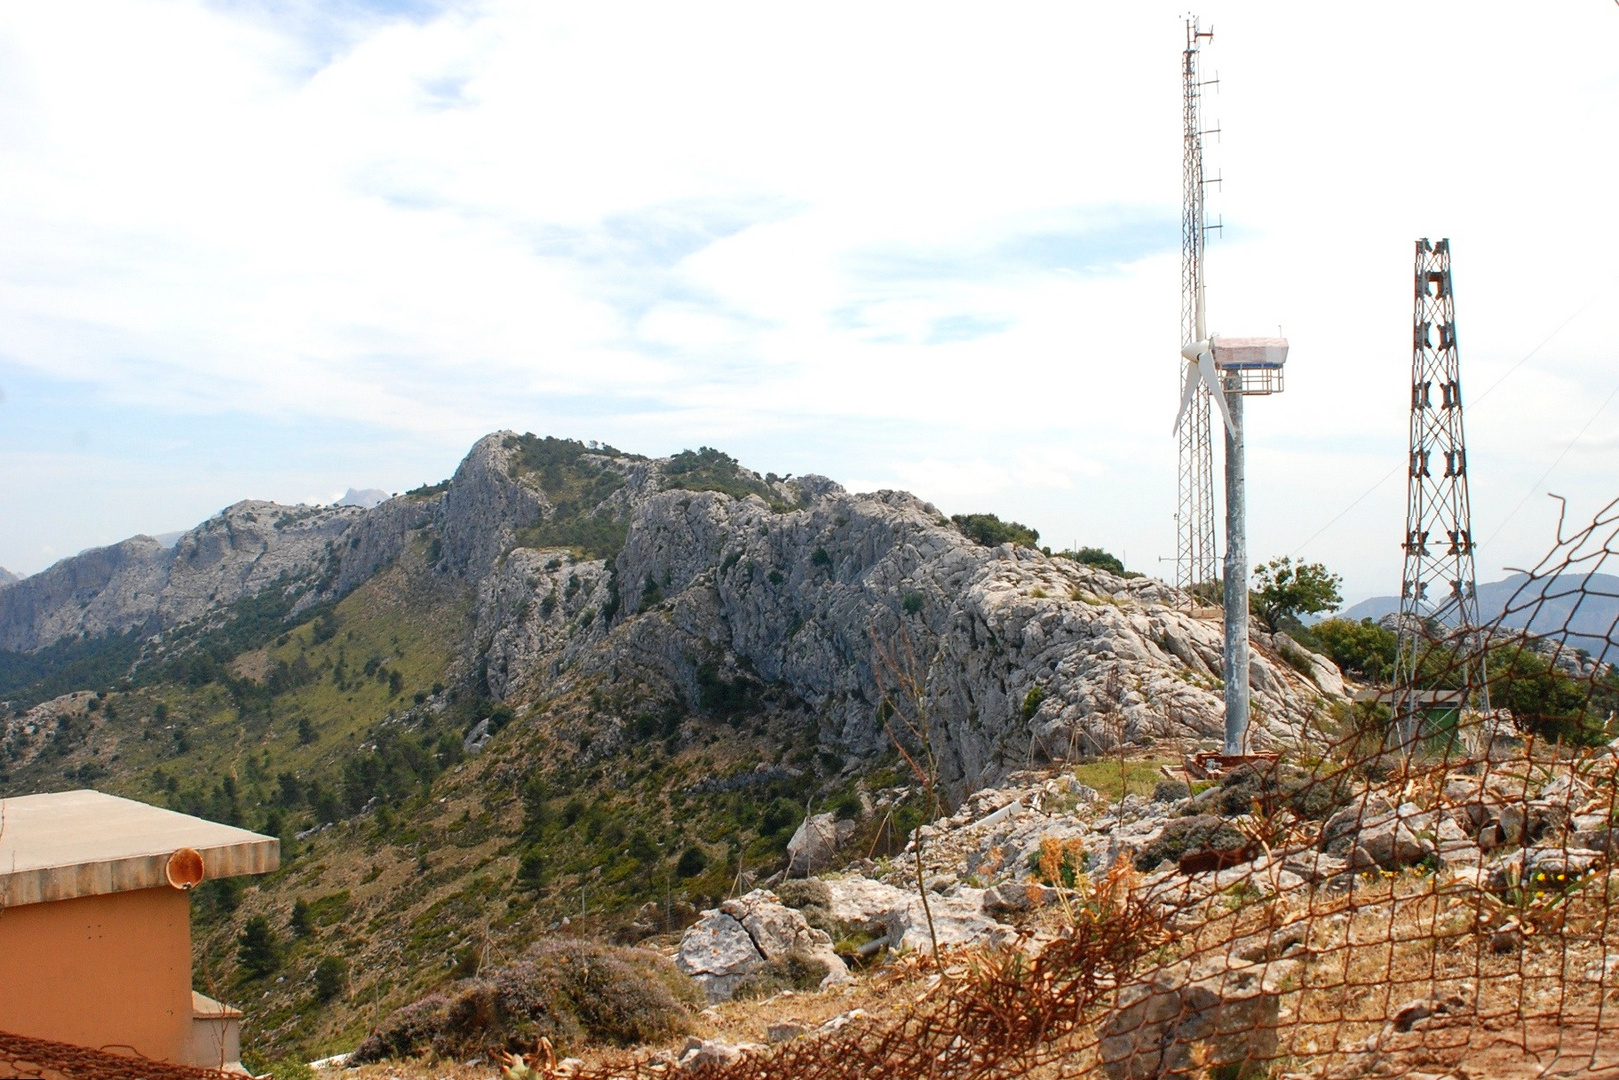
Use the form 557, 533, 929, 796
1393, 238, 1488, 741
1177, 19, 1218, 590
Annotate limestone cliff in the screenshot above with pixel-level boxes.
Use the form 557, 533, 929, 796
0, 431, 1343, 799
0, 501, 361, 651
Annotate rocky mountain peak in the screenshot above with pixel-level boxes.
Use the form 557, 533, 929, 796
1, 430, 1345, 804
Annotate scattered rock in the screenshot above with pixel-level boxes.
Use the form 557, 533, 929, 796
1133, 815, 1251, 873
766, 1022, 809, 1044
818, 1008, 868, 1034
982, 881, 1059, 913
1099, 956, 1295, 1080
676, 1038, 758, 1070
1321, 794, 1395, 856
462, 718, 492, 755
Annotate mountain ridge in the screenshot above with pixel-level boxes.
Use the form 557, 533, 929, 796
1338, 573, 1618, 658
2, 431, 1340, 791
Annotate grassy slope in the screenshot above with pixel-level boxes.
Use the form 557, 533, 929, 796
210, 681, 901, 1061
6, 540, 469, 818
3, 528, 914, 1062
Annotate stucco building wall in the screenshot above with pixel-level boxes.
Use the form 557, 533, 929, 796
0, 887, 193, 1063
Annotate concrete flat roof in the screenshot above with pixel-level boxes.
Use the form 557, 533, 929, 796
0, 790, 279, 908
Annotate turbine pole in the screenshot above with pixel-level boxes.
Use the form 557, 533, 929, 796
1222, 375, 1250, 753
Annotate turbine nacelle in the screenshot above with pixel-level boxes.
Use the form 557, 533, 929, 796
1174, 336, 1289, 436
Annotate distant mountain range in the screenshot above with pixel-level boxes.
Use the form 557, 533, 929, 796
336, 487, 390, 509
1339, 573, 1618, 658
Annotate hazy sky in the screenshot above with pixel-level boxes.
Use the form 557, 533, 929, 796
1, 1, 1615, 605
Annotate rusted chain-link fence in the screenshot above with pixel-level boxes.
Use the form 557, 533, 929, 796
548, 499, 1619, 1080
0, 1029, 237, 1080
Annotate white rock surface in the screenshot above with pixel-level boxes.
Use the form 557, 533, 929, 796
675, 890, 850, 1002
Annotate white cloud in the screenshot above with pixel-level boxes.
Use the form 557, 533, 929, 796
0, 1, 1615, 591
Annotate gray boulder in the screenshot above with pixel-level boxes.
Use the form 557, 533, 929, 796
786, 813, 857, 878
1321, 794, 1396, 856
1099, 956, 1296, 1080
1345, 803, 1438, 870
675, 890, 849, 1002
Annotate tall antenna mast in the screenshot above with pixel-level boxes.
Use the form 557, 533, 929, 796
1177, 17, 1218, 590
1393, 238, 1488, 746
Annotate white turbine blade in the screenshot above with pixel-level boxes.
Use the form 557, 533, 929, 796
1199, 351, 1237, 435
1181, 338, 1210, 362
1172, 361, 1200, 432
1194, 280, 1207, 341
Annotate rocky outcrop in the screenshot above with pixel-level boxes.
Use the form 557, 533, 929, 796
156, 501, 361, 627
0, 568, 17, 588
1272, 632, 1346, 698
821, 875, 1010, 953
3, 430, 1334, 795
329, 494, 437, 597
1100, 955, 1296, 1080
435, 434, 548, 581
786, 813, 856, 878
0, 536, 169, 650
0, 502, 362, 652
560, 482, 1331, 800
675, 890, 850, 1001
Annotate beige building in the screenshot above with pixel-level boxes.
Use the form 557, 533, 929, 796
0, 789, 278, 1072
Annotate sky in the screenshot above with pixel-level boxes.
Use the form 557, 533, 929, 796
1, 1, 1615, 606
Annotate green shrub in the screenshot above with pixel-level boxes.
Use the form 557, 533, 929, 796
288, 898, 313, 938
314, 955, 347, 1002
663, 447, 779, 503
351, 939, 696, 1061
950, 513, 1039, 549
1304, 618, 1397, 682
733, 953, 831, 999
675, 845, 709, 879
516, 849, 548, 890
1133, 815, 1249, 871
1056, 546, 1126, 576
237, 915, 282, 980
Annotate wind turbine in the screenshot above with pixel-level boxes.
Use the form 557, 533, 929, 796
1175, 282, 1290, 759
1175, 286, 1236, 438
